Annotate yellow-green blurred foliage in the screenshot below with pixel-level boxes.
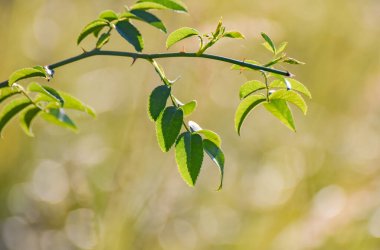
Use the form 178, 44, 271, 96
1, 0, 380, 249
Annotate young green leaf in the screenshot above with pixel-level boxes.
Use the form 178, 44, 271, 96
77, 19, 109, 45
283, 57, 305, 65
270, 79, 312, 99
166, 27, 199, 49
0, 98, 32, 135
270, 89, 308, 114
261, 32, 276, 54
19, 107, 41, 137
175, 132, 204, 187
28, 82, 64, 106
130, 10, 167, 33
99, 10, 118, 22
8, 67, 47, 85
148, 85, 171, 121
195, 129, 222, 147
40, 108, 77, 132
239, 80, 267, 99
276, 41, 288, 55
180, 100, 197, 116
264, 99, 295, 132
115, 20, 144, 52
234, 94, 266, 135
203, 139, 225, 190
131, 0, 188, 12
223, 31, 245, 39
96, 33, 111, 48
156, 106, 183, 152
0, 87, 20, 104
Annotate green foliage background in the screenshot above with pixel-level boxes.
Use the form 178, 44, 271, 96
0, 0, 380, 249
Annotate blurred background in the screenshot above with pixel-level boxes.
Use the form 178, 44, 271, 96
1, 0, 380, 249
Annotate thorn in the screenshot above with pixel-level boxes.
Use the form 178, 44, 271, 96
81, 47, 87, 53
131, 57, 137, 66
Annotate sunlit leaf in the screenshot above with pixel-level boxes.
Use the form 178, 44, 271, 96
0, 87, 20, 104
156, 106, 183, 152
148, 85, 171, 121
77, 19, 109, 45
0, 98, 32, 135
130, 10, 167, 33
19, 107, 41, 137
203, 139, 225, 190
116, 20, 144, 52
99, 10, 118, 22
96, 33, 111, 48
28, 82, 64, 106
261, 32, 276, 54
223, 31, 245, 39
166, 27, 199, 49
175, 132, 203, 187
180, 100, 197, 116
131, 0, 188, 12
8, 67, 47, 85
270, 79, 311, 99
195, 129, 222, 147
234, 94, 266, 135
40, 108, 77, 132
270, 89, 307, 114
276, 41, 288, 55
239, 80, 267, 99
283, 57, 305, 65
264, 99, 295, 132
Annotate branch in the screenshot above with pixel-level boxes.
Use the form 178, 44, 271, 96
0, 49, 292, 88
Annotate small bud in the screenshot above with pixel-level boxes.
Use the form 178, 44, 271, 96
44, 66, 55, 80
269, 90, 276, 95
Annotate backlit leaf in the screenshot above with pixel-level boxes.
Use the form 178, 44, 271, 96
131, 0, 188, 12
264, 99, 295, 131
148, 85, 171, 121
0, 98, 32, 135
0, 87, 20, 104
130, 10, 167, 33
166, 27, 199, 49
175, 132, 203, 187
276, 41, 288, 55
195, 129, 222, 147
28, 82, 64, 106
203, 139, 225, 190
270, 79, 312, 99
283, 57, 305, 65
96, 33, 111, 48
234, 94, 266, 135
261, 32, 276, 54
19, 107, 41, 137
180, 100, 197, 116
77, 19, 109, 45
8, 67, 47, 85
99, 10, 118, 22
223, 31, 245, 39
270, 89, 307, 114
239, 80, 267, 99
116, 20, 144, 52
40, 108, 77, 132
156, 106, 183, 152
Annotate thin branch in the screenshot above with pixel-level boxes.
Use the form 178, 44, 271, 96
0, 50, 292, 88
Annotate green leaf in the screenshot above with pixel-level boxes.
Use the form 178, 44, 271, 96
130, 10, 167, 33
99, 10, 118, 22
175, 132, 204, 187
270, 79, 312, 99
276, 41, 288, 55
19, 107, 41, 137
239, 80, 267, 99
96, 33, 111, 48
156, 106, 183, 152
231, 60, 261, 71
261, 32, 276, 54
148, 85, 171, 121
0, 98, 32, 135
203, 139, 225, 190
195, 129, 222, 147
28, 82, 64, 106
0, 87, 21, 104
8, 67, 47, 85
264, 99, 295, 132
234, 94, 266, 135
166, 27, 199, 49
180, 100, 197, 116
283, 57, 305, 65
223, 31, 245, 39
115, 20, 144, 52
40, 108, 77, 132
270, 89, 307, 114
131, 0, 188, 12
77, 19, 109, 45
